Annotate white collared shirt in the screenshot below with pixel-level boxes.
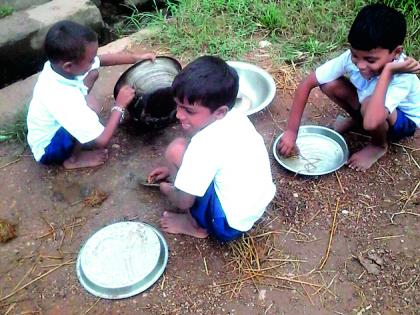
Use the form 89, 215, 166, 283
316, 50, 420, 126
27, 57, 104, 161
174, 108, 276, 231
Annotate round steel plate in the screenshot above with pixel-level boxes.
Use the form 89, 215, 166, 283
227, 61, 276, 115
76, 222, 168, 299
114, 56, 181, 98
273, 125, 349, 176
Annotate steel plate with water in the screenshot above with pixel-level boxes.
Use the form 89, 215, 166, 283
273, 126, 349, 176
76, 222, 168, 299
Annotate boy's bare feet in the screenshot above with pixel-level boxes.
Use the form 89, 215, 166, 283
160, 211, 208, 238
333, 116, 357, 134
63, 149, 108, 169
347, 144, 387, 171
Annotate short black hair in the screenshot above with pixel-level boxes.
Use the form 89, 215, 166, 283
172, 56, 239, 112
44, 20, 97, 63
348, 3, 406, 51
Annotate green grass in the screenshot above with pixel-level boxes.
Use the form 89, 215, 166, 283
121, 0, 419, 68
0, 106, 28, 144
0, 5, 14, 18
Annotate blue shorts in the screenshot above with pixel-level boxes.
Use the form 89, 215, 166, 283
190, 182, 243, 242
388, 109, 417, 141
40, 127, 75, 165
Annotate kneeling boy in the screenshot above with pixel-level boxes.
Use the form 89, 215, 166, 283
148, 56, 276, 242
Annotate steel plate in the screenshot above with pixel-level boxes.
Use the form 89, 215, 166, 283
227, 61, 276, 115
114, 56, 182, 98
76, 222, 168, 299
273, 126, 349, 176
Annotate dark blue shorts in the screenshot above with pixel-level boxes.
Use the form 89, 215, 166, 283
388, 108, 417, 141
190, 182, 243, 242
40, 127, 75, 165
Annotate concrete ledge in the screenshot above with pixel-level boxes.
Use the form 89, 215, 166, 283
0, 0, 51, 11
0, 0, 104, 87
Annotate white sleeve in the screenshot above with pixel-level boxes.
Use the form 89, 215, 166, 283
46, 88, 104, 144
174, 137, 219, 197
315, 50, 351, 85
383, 74, 412, 114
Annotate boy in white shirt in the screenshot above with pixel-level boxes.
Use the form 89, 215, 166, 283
148, 56, 276, 242
27, 20, 155, 169
277, 3, 420, 171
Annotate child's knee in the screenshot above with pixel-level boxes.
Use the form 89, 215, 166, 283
320, 77, 357, 100
165, 137, 187, 166
319, 80, 339, 95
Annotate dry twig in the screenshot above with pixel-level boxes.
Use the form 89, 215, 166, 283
319, 198, 340, 270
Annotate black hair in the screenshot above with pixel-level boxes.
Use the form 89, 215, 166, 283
348, 3, 406, 51
44, 20, 98, 63
172, 56, 239, 112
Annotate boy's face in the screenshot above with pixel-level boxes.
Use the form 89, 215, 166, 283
350, 46, 401, 80
65, 41, 98, 77
175, 98, 228, 136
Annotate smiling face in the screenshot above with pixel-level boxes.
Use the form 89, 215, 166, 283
350, 46, 401, 80
175, 98, 228, 136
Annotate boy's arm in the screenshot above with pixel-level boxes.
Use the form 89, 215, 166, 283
98, 52, 156, 66
94, 85, 135, 147
160, 182, 195, 210
363, 57, 420, 130
277, 72, 319, 156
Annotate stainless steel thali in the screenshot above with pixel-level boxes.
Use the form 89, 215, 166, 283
273, 125, 349, 176
76, 222, 168, 299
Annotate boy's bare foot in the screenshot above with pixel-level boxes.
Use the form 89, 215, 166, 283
160, 211, 208, 238
63, 149, 108, 169
333, 116, 357, 134
347, 144, 387, 171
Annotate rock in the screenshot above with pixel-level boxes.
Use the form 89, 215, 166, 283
0, 0, 104, 87
0, 0, 50, 11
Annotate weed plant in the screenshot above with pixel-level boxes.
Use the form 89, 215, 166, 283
0, 5, 14, 19
0, 106, 28, 144
123, 0, 418, 68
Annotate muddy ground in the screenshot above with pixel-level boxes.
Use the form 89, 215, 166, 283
0, 48, 419, 315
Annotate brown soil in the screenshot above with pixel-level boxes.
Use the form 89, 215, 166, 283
0, 53, 419, 315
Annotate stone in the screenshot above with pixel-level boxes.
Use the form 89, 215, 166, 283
0, 0, 104, 87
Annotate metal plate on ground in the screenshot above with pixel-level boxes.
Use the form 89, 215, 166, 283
227, 61, 276, 115
273, 125, 349, 176
76, 222, 168, 299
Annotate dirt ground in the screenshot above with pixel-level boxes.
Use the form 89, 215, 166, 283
0, 52, 419, 315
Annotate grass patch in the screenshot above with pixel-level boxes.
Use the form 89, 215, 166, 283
0, 5, 14, 18
122, 0, 419, 68
0, 106, 28, 144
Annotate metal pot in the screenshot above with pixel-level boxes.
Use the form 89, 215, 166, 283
114, 56, 182, 130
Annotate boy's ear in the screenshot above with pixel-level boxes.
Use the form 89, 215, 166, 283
393, 45, 403, 59
62, 61, 73, 72
214, 105, 228, 119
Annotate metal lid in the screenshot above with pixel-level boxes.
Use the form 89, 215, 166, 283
273, 125, 349, 176
76, 222, 168, 299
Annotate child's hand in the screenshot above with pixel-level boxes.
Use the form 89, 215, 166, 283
115, 85, 135, 108
386, 57, 420, 74
147, 166, 170, 184
135, 52, 156, 63
277, 130, 298, 157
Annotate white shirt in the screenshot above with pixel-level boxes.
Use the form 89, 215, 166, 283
27, 57, 104, 161
315, 49, 420, 127
174, 108, 276, 231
